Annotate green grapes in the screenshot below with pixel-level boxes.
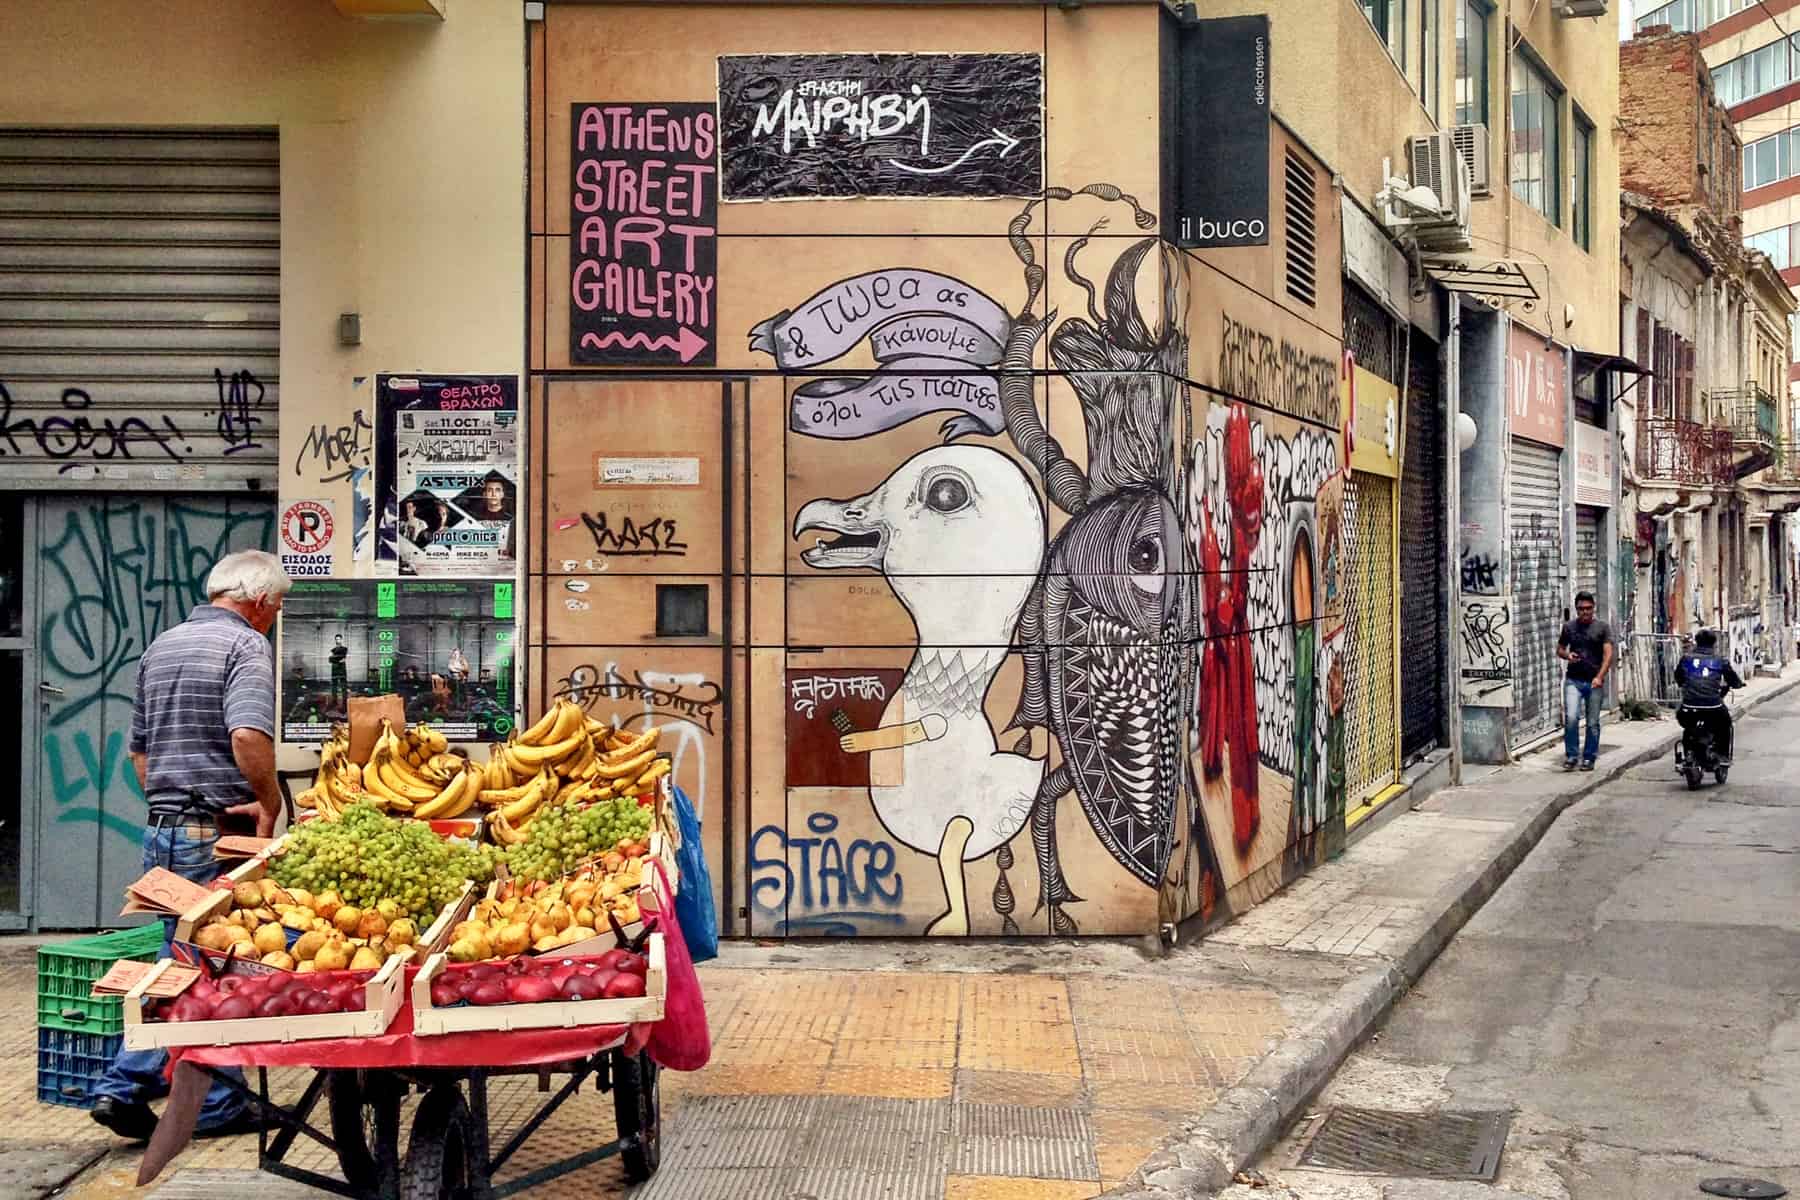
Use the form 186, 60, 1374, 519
270, 803, 497, 922
502, 797, 652, 883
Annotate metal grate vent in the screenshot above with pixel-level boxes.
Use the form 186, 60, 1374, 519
1297, 1106, 1510, 1180
1343, 283, 1398, 383
1343, 473, 1399, 804
1284, 146, 1317, 308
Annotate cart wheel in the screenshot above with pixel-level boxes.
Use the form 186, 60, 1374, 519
402, 1085, 480, 1200
611, 1050, 661, 1182
328, 1070, 403, 1199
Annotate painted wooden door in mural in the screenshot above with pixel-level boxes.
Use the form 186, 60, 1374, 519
526, 379, 735, 930
34, 494, 274, 929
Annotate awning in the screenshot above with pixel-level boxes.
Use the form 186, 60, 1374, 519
1573, 350, 1651, 378
1419, 255, 1540, 305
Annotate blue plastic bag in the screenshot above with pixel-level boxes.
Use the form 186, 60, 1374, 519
670, 787, 718, 962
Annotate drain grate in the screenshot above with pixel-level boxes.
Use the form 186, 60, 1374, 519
1700, 1180, 1788, 1199
1296, 1106, 1510, 1180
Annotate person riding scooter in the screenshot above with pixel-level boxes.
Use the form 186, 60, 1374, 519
1675, 630, 1744, 763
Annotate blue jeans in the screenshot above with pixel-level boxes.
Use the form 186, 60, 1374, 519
1564, 678, 1603, 764
94, 824, 246, 1129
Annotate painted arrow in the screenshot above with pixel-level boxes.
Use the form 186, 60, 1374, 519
579, 326, 709, 363
889, 128, 1023, 177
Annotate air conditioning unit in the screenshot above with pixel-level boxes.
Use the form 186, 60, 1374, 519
1450, 123, 1492, 197
1378, 135, 1475, 253
1555, 0, 1608, 16
1406, 131, 1472, 227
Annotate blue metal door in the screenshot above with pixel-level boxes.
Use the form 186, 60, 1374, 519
33, 495, 273, 929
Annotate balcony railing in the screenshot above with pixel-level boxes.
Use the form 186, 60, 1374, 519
1769, 439, 1800, 485
1714, 383, 1778, 449
1638, 417, 1733, 486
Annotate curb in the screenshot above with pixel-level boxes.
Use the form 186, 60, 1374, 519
1110, 670, 1800, 1199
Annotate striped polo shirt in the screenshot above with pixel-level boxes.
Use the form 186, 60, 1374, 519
130, 605, 276, 813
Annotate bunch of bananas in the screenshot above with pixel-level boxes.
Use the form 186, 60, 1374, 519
294, 722, 479, 822
477, 700, 669, 845
363, 722, 482, 820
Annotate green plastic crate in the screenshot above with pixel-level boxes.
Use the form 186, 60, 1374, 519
36, 924, 167, 1036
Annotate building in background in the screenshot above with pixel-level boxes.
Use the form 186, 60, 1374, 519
1621, 20, 1800, 691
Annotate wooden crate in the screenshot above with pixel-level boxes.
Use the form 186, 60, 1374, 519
410, 934, 666, 1036
121, 953, 407, 1050
173, 880, 477, 979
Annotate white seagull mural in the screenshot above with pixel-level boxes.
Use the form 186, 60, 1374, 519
793, 444, 1046, 935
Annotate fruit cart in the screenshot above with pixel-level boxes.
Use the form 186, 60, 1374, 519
160, 1010, 662, 1199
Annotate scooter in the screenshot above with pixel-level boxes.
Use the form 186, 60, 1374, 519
1674, 709, 1731, 790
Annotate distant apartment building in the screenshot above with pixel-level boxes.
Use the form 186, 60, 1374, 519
1636, 0, 1800, 387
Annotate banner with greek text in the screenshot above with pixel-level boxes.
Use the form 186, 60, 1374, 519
748, 268, 1014, 439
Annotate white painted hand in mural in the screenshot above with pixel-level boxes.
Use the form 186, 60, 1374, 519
793, 444, 1046, 936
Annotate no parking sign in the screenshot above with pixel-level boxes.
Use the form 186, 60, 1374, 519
280, 499, 335, 577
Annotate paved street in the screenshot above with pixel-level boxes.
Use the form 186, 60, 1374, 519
1234, 690, 1800, 1199
7, 669, 1796, 1200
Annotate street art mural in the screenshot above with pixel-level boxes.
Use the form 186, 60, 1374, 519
759, 184, 1345, 936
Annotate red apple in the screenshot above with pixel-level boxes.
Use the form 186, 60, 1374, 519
506, 975, 559, 1004
255, 993, 291, 1019
430, 979, 462, 1008
614, 953, 647, 978
213, 995, 253, 1021
468, 981, 508, 1006
299, 991, 334, 1015
602, 972, 647, 999
558, 975, 605, 1002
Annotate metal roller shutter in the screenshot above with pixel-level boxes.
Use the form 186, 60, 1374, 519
1574, 506, 1601, 605
1510, 438, 1566, 743
1343, 472, 1398, 803
1398, 334, 1445, 758
0, 128, 279, 488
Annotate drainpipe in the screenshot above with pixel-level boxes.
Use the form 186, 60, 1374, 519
1446, 299, 1464, 787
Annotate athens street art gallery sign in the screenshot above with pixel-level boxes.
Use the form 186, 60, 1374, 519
571, 102, 718, 365
717, 53, 1045, 199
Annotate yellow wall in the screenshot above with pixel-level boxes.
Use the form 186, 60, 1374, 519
528, 3, 1352, 938
0, 0, 526, 570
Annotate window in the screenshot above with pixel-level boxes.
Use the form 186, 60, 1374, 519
1711, 36, 1800, 107
1746, 223, 1795, 268
1359, 0, 1407, 70
1422, 0, 1439, 122
654, 584, 709, 637
1572, 114, 1593, 251
1636, 0, 1756, 35
1511, 46, 1561, 224
1455, 0, 1490, 126
1743, 125, 1800, 190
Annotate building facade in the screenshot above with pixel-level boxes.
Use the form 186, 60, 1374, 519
1620, 22, 1800, 700
0, 0, 1626, 934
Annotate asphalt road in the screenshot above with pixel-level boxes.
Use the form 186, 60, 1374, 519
1240, 691, 1800, 1199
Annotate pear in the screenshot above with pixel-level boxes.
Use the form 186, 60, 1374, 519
313, 891, 343, 921
376, 898, 403, 923
281, 909, 313, 931
332, 905, 362, 935
493, 922, 531, 956
296, 960, 318, 974
349, 946, 383, 972
253, 922, 288, 956
292, 931, 328, 962
261, 950, 296, 971
313, 941, 350, 972
356, 911, 388, 941
286, 888, 314, 911
195, 924, 236, 952
386, 918, 417, 948
232, 881, 263, 909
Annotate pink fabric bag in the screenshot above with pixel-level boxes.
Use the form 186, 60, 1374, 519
644, 857, 711, 1071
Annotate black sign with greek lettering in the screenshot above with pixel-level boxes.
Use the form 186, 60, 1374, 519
718, 53, 1044, 200
1168, 16, 1272, 248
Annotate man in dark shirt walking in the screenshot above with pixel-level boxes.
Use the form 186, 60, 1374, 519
1557, 591, 1614, 772
90, 549, 291, 1143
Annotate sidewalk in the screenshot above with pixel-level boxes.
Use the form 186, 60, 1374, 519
10, 663, 1797, 1199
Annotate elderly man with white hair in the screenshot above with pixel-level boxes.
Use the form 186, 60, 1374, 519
91, 548, 291, 1144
